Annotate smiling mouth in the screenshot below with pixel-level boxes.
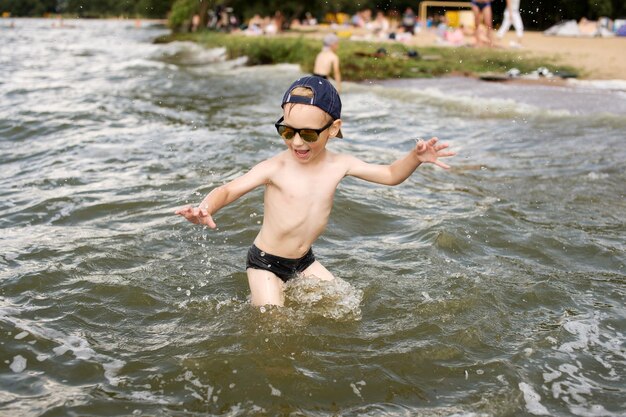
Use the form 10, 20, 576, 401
294, 149, 310, 158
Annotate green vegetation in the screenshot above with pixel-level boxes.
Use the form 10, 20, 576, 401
0, 0, 174, 18
155, 31, 580, 81
2, 0, 624, 27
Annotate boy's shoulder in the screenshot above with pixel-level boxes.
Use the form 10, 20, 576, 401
258, 151, 287, 166
324, 150, 361, 171
254, 150, 292, 172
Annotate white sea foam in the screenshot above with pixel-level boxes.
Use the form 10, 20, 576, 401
568, 79, 626, 92
103, 359, 125, 387
127, 390, 169, 404
586, 172, 610, 181
519, 382, 550, 415
559, 312, 624, 360
284, 275, 363, 321
542, 366, 562, 383
14, 331, 29, 340
110, 58, 175, 72
350, 380, 366, 399
365, 77, 626, 118
153, 42, 227, 66
152, 41, 248, 74
187, 56, 249, 75
541, 312, 625, 416
568, 404, 623, 417
10, 355, 27, 373
268, 383, 281, 397
367, 83, 559, 119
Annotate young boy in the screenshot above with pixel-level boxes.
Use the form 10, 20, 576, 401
175, 76, 455, 307
313, 34, 341, 92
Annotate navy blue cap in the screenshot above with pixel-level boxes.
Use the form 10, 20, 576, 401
281, 76, 343, 138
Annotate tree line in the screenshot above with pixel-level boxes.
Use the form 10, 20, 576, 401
2, 0, 624, 29
0, 0, 174, 18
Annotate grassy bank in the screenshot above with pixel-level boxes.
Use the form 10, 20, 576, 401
155, 31, 579, 81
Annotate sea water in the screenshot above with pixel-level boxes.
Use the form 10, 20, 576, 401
1, 19, 624, 416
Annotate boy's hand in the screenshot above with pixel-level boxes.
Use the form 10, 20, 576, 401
174, 206, 217, 228
414, 137, 456, 169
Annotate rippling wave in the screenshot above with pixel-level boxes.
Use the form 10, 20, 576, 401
1, 19, 624, 417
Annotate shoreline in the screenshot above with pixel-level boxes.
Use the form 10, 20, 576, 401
495, 32, 626, 81
403, 30, 626, 81
284, 24, 625, 81
156, 30, 583, 84
198, 27, 623, 82
271, 26, 626, 81
7, 17, 621, 81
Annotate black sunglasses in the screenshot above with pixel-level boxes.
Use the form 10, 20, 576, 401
274, 116, 334, 143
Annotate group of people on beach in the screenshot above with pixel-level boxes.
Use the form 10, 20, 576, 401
241, 4, 523, 48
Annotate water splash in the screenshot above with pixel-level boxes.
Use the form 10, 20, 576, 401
284, 275, 363, 321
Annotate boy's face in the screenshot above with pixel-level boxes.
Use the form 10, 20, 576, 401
282, 104, 341, 163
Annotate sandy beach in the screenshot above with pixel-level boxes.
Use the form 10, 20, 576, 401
407, 30, 626, 80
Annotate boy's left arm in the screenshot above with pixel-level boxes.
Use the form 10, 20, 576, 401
346, 137, 455, 185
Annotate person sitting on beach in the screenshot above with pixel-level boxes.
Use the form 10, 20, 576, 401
175, 76, 455, 307
313, 34, 342, 93
304, 12, 317, 26
471, 0, 494, 47
244, 14, 265, 36
371, 10, 391, 39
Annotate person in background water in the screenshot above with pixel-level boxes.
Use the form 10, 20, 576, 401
471, 0, 494, 47
497, 0, 524, 48
313, 34, 342, 93
175, 76, 455, 307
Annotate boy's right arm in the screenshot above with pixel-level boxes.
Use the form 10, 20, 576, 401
175, 159, 274, 229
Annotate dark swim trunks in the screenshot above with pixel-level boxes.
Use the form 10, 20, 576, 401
471, 1, 492, 10
312, 73, 328, 79
246, 244, 315, 283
